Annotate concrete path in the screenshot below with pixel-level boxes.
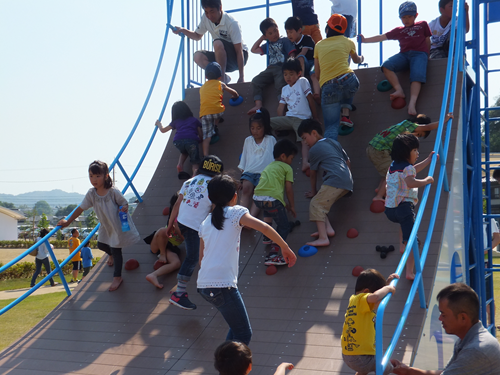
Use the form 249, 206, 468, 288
0, 283, 77, 300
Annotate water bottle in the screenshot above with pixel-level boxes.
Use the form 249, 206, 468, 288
119, 206, 130, 232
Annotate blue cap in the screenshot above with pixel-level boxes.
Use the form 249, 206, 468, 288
399, 1, 417, 17
205, 62, 222, 80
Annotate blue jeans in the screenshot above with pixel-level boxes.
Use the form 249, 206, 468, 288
253, 199, 290, 240
198, 287, 252, 345
173, 138, 201, 165
177, 223, 200, 282
321, 73, 359, 140
31, 257, 55, 287
384, 202, 416, 243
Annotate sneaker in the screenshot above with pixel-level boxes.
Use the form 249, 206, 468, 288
69, 279, 76, 283
262, 235, 273, 245
265, 253, 287, 266
169, 292, 197, 310
50, 282, 59, 287
340, 117, 354, 127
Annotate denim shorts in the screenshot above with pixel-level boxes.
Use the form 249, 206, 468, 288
253, 199, 290, 240
241, 172, 261, 187
385, 201, 416, 243
173, 138, 201, 164
382, 51, 428, 83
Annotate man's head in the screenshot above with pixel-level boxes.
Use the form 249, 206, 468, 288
201, 0, 222, 24
399, 1, 418, 27
260, 18, 280, 43
273, 138, 298, 165
214, 341, 252, 375
439, 0, 454, 19
298, 119, 323, 148
285, 16, 303, 43
282, 57, 302, 86
205, 62, 222, 80
437, 283, 479, 338
409, 114, 432, 138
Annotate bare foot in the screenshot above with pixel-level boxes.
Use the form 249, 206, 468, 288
408, 102, 417, 116
310, 230, 335, 238
372, 196, 385, 202
302, 163, 310, 173
306, 238, 330, 247
109, 277, 123, 292
107, 255, 114, 267
146, 274, 164, 289
247, 105, 261, 115
406, 272, 415, 281
375, 188, 379, 193
399, 243, 405, 254
158, 254, 167, 263
176, 165, 183, 173
389, 90, 405, 101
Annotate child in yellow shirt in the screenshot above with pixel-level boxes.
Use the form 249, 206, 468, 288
68, 229, 81, 283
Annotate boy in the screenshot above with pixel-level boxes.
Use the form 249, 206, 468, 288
291, 0, 322, 43
359, 1, 432, 116
284, 17, 321, 100
429, 0, 470, 59
248, 18, 295, 115
80, 239, 94, 281
271, 58, 317, 172
253, 139, 298, 265
298, 119, 353, 247
68, 228, 81, 283
367, 112, 453, 202
200, 62, 239, 156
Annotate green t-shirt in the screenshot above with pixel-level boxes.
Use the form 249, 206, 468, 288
254, 161, 294, 206
368, 120, 418, 151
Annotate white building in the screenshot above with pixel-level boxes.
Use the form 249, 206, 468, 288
0, 206, 26, 240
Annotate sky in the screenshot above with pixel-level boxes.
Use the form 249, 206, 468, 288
1, 0, 498, 198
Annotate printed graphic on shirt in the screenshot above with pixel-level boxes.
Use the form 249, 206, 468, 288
281, 84, 311, 112
269, 41, 286, 65
182, 178, 208, 209
343, 301, 376, 352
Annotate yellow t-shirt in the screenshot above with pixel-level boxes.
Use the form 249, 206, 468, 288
314, 36, 355, 87
68, 237, 81, 262
199, 80, 225, 118
341, 293, 376, 355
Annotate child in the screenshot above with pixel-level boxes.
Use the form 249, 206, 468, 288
253, 139, 298, 265
200, 62, 240, 156
198, 175, 296, 345
271, 58, 317, 172
30, 228, 57, 288
367, 113, 453, 202
155, 101, 203, 179
359, 1, 432, 116
341, 269, 399, 375
314, 14, 363, 140
385, 134, 435, 280
284, 17, 321, 101
80, 239, 94, 280
298, 119, 353, 247
290, 0, 322, 43
238, 108, 276, 217
68, 229, 81, 283
248, 18, 296, 115
57, 160, 141, 292
330, 0, 358, 38
214, 340, 295, 375
167, 155, 224, 310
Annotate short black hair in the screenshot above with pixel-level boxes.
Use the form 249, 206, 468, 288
325, 25, 343, 38
391, 133, 420, 163
355, 269, 387, 293
39, 228, 49, 238
214, 341, 252, 375
439, 0, 453, 10
282, 57, 302, 74
71, 228, 79, 235
171, 101, 194, 121
201, 0, 221, 10
493, 169, 500, 181
408, 114, 432, 139
298, 119, 323, 137
260, 17, 278, 35
273, 138, 298, 159
437, 283, 479, 324
285, 16, 302, 31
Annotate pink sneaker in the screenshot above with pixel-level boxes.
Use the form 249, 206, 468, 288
340, 117, 354, 128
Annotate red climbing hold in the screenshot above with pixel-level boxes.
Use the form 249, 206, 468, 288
391, 97, 406, 110
347, 228, 359, 238
370, 200, 385, 213
266, 265, 278, 275
125, 258, 139, 271
352, 266, 364, 277
153, 260, 165, 271
162, 206, 170, 216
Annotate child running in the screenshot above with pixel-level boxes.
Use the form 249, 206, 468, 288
198, 175, 296, 345
341, 269, 399, 375
385, 134, 435, 280
155, 101, 203, 179
57, 160, 140, 292
238, 108, 276, 217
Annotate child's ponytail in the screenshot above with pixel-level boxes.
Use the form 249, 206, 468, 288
207, 175, 238, 230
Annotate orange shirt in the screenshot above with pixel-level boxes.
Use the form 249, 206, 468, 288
68, 237, 81, 262
199, 80, 225, 117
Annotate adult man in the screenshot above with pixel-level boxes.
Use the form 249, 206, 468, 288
391, 283, 500, 374
173, 0, 248, 83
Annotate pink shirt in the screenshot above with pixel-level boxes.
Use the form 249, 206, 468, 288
385, 21, 432, 54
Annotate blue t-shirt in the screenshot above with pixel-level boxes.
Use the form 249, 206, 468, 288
80, 247, 94, 268
261, 37, 295, 66
291, 0, 318, 26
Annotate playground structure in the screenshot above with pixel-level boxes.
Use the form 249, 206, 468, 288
1, 1, 500, 374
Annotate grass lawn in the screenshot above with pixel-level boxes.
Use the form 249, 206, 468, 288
0, 274, 74, 291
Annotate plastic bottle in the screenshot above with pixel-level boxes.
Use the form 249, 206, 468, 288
119, 206, 130, 232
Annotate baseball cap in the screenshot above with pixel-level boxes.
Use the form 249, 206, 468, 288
198, 155, 224, 177
205, 62, 222, 80
399, 1, 417, 17
327, 14, 348, 34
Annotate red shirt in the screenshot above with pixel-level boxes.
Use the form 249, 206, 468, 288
385, 21, 432, 54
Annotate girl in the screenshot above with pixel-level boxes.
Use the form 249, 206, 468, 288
237, 108, 276, 217
155, 101, 203, 179
57, 160, 140, 292
384, 134, 435, 280
197, 174, 297, 345
30, 228, 57, 288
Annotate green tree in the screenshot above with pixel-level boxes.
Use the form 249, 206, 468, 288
34, 200, 53, 216
483, 95, 500, 152
55, 204, 77, 217
38, 213, 50, 229
24, 208, 38, 240
86, 210, 98, 229
0, 201, 15, 209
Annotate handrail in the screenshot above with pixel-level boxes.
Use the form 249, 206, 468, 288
375, 0, 466, 373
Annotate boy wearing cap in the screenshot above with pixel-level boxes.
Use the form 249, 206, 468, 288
359, 1, 432, 116
200, 62, 239, 157
314, 14, 364, 141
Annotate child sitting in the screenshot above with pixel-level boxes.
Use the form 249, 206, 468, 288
298, 119, 353, 247
238, 108, 276, 217
341, 269, 399, 375
200, 62, 239, 156
253, 139, 298, 266
271, 58, 317, 172
290, 0, 322, 43
248, 18, 296, 115
385, 133, 435, 280
155, 101, 203, 179
367, 113, 452, 202
359, 1, 432, 116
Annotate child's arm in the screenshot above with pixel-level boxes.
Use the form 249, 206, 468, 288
366, 285, 396, 303
285, 181, 296, 218
314, 58, 321, 83
350, 52, 364, 65
358, 34, 388, 43
277, 103, 287, 117
417, 113, 453, 132
57, 207, 84, 228
273, 363, 294, 375
155, 120, 173, 134
220, 82, 239, 98
306, 94, 318, 120
386, 273, 399, 284
426, 36, 431, 53
251, 35, 267, 54
199, 238, 205, 267
405, 153, 436, 188
414, 151, 438, 174
305, 169, 318, 198
166, 194, 183, 235
240, 214, 297, 267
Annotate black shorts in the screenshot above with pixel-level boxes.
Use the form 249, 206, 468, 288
72, 261, 81, 271
199, 39, 248, 73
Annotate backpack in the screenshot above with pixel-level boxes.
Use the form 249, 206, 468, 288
29, 248, 38, 256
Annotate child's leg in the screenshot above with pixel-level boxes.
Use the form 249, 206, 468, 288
42, 257, 56, 286
374, 177, 387, 201
382, 68, 405, 100
321, 83, 342, 140
396, 203, 417, 280
212, 39, 227, 78
239, 179, 255, 211
271, 64, 287, 92
248, 68, 274, 114
408, 51, 428, 116
146, 251, 181, 289
177, 152, 188, 173
310, 218, 336, 238
72, 262, 79, 281
201, 116, 214, 157
109, 247, 123, 291
151, 228, 169, 263
301, 140, 310, 172
30, 258, 42, 287
408, 81, 421, 116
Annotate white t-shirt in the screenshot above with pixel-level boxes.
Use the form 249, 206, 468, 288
197, 205, 249, 289
280, 77, 312, 120
330, 0, 357, 16
177, 175, 213, 231
36, 237, 51, 260
429, 16, 451, 50
195, 11, 248, 52
483, 219, 499, 250
238, 135, 276, 174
